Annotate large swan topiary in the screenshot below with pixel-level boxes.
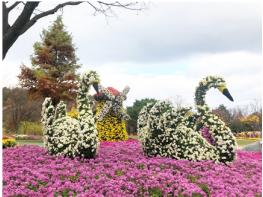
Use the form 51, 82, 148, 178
41, 70, 100, 159
137, 76, 237, 163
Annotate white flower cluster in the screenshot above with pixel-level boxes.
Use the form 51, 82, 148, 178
138, 101, 219, 161
41, 70, 100, 159
41, 98, 55, 148
138, 76, 237, 163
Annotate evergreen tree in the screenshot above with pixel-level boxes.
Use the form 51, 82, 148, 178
18, 16, 81, 105
127, 98, 157, 134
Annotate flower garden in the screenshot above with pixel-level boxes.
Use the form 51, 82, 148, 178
2, 72, 262, 196
3, 140, 262, 196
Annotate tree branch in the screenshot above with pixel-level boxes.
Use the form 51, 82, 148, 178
7, 2, 21, 12
20, 1, 83, 35
2, 2, 10, 34
98, 1, 144, 11
3, 2, 39, 59
87, 1, 145, 16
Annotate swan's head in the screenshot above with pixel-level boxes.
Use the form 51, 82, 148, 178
82, 70, 100, 93
218, 83, 234, 102
206, 76, 234, 102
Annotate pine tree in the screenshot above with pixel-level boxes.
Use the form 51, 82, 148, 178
18, 16, 81, 105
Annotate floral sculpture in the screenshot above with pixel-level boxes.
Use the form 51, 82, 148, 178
41, 70, 100, 158
138, 76, 237, 163
94, 86, 130, 141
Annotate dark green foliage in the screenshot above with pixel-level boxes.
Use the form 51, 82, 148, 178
126, 98, 157, 134
68, 172, 81, 182
115, 169, 124, 176
27, 180, 48, 192
54, 189, 77, 197
149, 187, 163, 197
187, 175, 210, 197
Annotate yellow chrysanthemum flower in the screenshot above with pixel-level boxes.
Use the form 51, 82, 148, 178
96, 101, 128, 142
2, 138, 16, 148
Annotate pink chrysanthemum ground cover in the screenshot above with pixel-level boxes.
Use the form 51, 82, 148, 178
3, 139, 262, 197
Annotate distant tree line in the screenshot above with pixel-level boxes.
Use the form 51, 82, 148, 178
3, 87, 42, 133
3, 87, 262, 136
212, 103, 262, 133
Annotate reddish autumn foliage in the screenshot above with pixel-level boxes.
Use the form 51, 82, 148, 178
18, 16, 80, 105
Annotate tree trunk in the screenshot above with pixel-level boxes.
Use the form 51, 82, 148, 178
2, 2, 40, 59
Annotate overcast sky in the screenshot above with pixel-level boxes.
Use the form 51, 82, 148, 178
2, 0, 262, 109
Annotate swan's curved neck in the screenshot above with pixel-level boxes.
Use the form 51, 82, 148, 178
77, 81, 93, 119
194, 83, 209, 108
80, 81, 91, 92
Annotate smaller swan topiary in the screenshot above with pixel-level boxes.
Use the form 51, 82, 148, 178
41, 70, 100, 158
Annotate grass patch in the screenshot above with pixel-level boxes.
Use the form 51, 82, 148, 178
16, 140, 43, 147
236, 139, 260, 147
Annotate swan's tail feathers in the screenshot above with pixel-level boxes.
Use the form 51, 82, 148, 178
54, 100, 67, 120
41, 97, 55, 127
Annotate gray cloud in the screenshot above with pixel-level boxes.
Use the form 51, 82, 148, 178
60, 1, 261, 65
4, 1, 261, 65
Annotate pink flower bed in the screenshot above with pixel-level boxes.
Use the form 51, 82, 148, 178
3, 139, 262, 197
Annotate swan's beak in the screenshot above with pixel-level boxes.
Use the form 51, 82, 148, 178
222, 88, 234, 102
93, 83, 99, 93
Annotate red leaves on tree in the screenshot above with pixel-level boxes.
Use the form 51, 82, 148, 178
18, 16, 80, 105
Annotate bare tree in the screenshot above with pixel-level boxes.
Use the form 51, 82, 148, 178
249, 98, 262, 114
3, 87, 43, 132
249, 99, 262, 132
172, 95, 184, 109
2, 1, 145, 59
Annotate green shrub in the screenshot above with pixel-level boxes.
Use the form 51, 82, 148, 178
18, 121, 43, 135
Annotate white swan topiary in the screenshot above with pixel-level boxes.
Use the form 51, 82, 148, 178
41, 70, 100, 158
138, 76, 237, 163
